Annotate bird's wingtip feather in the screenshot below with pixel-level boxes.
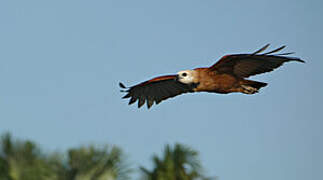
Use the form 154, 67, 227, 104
297, 59, 306, 63
252, 43, 270, 55
119, 82, 127, 89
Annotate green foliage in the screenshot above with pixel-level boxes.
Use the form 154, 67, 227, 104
0, 156, 11, 180
0, 133, 215, 180
140, 143, 214, 180
0, 133, 130, 180
65, 145, 130, 180
0, 133, 58, 180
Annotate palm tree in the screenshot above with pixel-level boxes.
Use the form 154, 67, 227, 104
0, 133, 59, 180
0, 155, 11, 180
0, 133, 131, 180
63, 145, 131, 180
140, 143, 214, 180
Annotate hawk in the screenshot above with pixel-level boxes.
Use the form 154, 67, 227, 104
120, 44, 305, 109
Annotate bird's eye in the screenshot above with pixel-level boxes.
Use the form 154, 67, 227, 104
182, 73, 187, 77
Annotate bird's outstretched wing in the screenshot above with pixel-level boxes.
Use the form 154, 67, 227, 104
120, 75, 195, 109
209, 44, 305, 78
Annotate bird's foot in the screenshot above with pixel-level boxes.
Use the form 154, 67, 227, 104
241, 85, 258, 94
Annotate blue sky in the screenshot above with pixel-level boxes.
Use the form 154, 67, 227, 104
1, 0, 322, 179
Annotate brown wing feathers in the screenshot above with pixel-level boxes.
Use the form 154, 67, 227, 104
210, 44, 305, 78
120, 44, 304, 108
120, 75, 195, 109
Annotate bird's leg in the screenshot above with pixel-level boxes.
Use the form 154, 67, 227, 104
240, 85, 259, 94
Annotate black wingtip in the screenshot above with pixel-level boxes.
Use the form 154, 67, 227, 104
122, 93, 131, 99
263, 45, 286, 55
120, 82, 130, 92
276, 52, 295, 56
119, 82, 127, 89
252, 44, 270, 55
146, 98, 154, 109
297, 59, 306, 63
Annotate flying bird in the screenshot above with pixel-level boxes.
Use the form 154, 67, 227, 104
120, 44, 304, 109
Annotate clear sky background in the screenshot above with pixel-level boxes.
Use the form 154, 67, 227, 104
1, 0, 322, 179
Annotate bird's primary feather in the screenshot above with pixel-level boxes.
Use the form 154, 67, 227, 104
121, 75, 197, 109
209, 44, 304, 78
120, 44, 305, 109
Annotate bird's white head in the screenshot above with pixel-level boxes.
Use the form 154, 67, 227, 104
176, 70, 196, 84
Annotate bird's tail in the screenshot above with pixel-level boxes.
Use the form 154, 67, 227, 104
239, 80, 267, 94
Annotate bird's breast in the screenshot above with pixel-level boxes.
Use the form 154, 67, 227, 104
194, 72, 238, 93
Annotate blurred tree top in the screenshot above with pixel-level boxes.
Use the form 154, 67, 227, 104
0, 133, 214, 180
140, 144, 215, 180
